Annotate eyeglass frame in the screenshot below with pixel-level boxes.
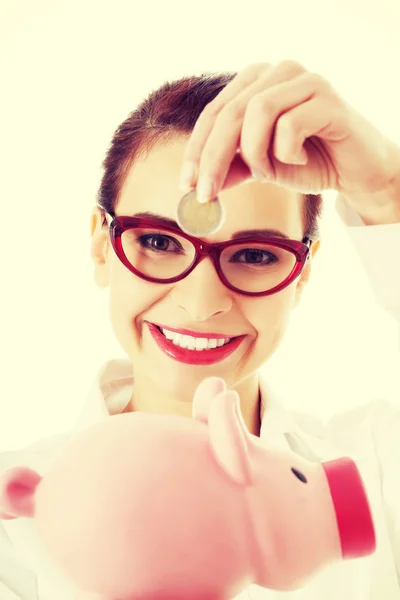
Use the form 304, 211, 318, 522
101, 209, 315, 297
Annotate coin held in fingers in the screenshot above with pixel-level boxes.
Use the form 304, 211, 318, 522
177, 190, 225, 236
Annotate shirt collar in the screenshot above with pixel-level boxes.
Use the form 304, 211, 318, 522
72, 359, 339, 461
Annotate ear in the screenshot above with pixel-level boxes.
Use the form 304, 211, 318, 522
90, 207, 111, 290
208, 390, 253, 486
0, 466, 42, 519
294, 239, 321, 308
192, 377, 226, 424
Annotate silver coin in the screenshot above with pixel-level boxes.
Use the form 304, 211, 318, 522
177, 190, 225, 236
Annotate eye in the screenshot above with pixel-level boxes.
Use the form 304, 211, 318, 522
137, 233, 183, 253
291, 467, 307, 483
230, 248, 278, 265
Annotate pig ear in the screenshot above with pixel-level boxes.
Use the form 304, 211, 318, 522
192, 377, 226, 424
0, 466, 42, 519
208, 390, 253, 486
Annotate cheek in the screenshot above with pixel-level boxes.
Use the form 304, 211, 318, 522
107, 266, 167, 346
245, 288, 296, 345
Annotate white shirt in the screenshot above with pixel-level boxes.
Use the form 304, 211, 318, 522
1, 195, 399, 600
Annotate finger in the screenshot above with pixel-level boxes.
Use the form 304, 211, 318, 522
220, 153, 253, 190
272, 93, 345, 165
179, 63, 270, 192
196, 61, 307, 202
240, 72, 328, 179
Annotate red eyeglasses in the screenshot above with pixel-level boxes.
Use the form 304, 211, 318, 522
103, 212, 313, 297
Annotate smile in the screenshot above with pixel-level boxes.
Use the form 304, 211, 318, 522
147, 323, 245, 366
160, 326, 231, 350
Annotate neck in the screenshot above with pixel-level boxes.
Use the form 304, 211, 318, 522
124, 371, 262, 436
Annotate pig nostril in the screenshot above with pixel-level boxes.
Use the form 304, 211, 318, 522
291, 467, 308, 483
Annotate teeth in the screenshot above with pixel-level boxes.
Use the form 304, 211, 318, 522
187, 336, 196, 350
162, 329, 176, 341
160, 328, 231, 351
195, 338, 209, 351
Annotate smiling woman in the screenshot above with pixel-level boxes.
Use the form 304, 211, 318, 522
2, 50, 400, 600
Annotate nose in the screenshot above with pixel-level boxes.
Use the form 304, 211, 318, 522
171, 257, 233, 321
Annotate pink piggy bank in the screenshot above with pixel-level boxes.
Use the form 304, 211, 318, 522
0, 378, 375, 600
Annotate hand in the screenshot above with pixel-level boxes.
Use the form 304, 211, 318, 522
180, 61, 400, 207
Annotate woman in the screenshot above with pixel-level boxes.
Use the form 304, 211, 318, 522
1, 60, 400, 599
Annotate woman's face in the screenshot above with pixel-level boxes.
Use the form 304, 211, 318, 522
91, 136, 320, 400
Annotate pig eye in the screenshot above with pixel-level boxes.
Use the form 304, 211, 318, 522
291, 467, 307, 483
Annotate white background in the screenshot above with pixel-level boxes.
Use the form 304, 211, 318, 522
0, 0, 399, 451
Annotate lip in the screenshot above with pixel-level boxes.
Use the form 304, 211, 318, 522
147, 322, 245, 366
151, 322, 235, 339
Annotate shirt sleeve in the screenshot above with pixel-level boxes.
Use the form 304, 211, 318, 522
0, 435, 69, 600
0, 536, 40, 600
370, 400, 400, 575
335, 193, 400, 573
335, 193, 400, 326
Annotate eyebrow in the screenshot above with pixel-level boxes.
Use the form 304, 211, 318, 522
131, 211, 291, 240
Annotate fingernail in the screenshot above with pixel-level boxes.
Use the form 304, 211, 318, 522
197, 175, 215, 204
251, 169, 270, 182
179, 162, 198, 193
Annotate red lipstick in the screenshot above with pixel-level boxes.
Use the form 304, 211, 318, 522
147, 323, 244, 366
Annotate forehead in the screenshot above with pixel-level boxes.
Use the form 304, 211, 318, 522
117, 137, 305, 240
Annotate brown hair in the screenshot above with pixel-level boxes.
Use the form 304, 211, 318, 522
96, 71, 323, 239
